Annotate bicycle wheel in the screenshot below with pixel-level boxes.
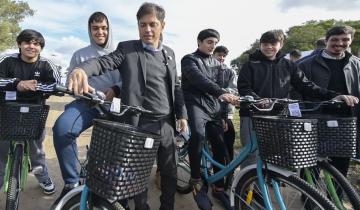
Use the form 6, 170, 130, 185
176, 157, 192, 194
234, 168, 337, 210
6, 145, 23, 210
175, 133, 192, 194
303, 160, 360, 210
61, 193, 125, 210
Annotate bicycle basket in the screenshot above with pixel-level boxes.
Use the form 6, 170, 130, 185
252, 115, 318, 170
86, 119, 161, 200
305, 114, 357, 158
0, 103, 49, 141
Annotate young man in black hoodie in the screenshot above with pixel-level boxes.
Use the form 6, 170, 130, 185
181, 29, 238, 210
237, 29, 358, 169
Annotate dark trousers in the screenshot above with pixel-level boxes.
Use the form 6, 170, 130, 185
187, 105, 227, 188
134, 117, 177, 210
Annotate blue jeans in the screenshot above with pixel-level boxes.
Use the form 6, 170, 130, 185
53, 100, 99, 184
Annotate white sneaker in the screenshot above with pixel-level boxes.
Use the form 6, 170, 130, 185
39, 177, 56, 195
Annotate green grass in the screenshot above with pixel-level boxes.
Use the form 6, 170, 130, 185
233, 114, 242, 150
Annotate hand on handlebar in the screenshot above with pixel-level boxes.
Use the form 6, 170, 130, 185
257, 98, 273, 108
219, 93, 239, 105
67, 68, 95, 95
332, 95, 359, 106
104, 88, 116, 101
17, 80, 37, 92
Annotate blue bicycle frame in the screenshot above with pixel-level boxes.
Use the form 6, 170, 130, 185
201, 129, 287, 210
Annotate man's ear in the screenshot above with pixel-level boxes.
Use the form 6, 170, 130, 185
161, 21, 165, 31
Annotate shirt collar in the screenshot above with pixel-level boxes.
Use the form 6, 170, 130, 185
322, 50, 346, 60
142, 42, 163, 52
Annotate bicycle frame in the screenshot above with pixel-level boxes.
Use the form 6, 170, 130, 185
199, 128, 295, 209
303, 159, 346, 210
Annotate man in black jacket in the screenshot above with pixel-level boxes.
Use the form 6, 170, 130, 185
0, 29, 60, 195
181, 29, 238, 210
298, 25, 360, 179
67, 3, 188, 210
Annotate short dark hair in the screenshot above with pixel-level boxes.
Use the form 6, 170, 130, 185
136, 2, 165, 22
290, 49, 301, 58
197, 29, 220, 42
315, 37, 326, 49
88, 11, 108, 28
326, 25, 355, 40
16, 29, 45, 49
260, 29, 284, 44
214, 45, 229, 55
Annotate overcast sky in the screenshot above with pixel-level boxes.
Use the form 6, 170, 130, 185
16, 0, 360, 72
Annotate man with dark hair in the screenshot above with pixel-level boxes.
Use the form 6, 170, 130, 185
0, 29, 60, 195
213, 45, 229, 63
298, 25, 360, 179
66, 3, 188, 210
238, 29, 358, 170
51, 11, 124, 207
289, 49, 302, 62
181, 29, 238, 210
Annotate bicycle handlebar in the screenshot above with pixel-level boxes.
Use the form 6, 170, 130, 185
54, 84, 152, 116
237, 95, 348, 114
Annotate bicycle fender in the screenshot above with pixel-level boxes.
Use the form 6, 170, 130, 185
53, 186, 84, 210
229, 163, 296, 206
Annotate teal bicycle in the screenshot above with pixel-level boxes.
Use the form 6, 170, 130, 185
176, 97, 337, 210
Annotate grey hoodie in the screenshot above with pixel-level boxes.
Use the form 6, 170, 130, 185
66, 14, 121, 92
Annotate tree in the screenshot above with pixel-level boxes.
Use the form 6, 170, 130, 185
0, 0, 34, 51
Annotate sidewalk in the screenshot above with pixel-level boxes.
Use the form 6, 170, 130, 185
0, 96, 224, 210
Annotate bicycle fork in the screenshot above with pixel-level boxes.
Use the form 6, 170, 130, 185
3, 141, 30, 193
255, 159, 287, 210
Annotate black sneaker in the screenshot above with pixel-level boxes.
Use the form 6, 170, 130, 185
192, 181, 212, 210
39, 177, 56, 195
212, 190, 233, 210
50, 182, 79, 209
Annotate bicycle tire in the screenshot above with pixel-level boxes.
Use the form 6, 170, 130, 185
175, 133, 192, 194
176, 159, 192, 194
234, 168, 337, 210
61, 193, 125, 210
5, 145, 23, 210
304, 160, 360, 210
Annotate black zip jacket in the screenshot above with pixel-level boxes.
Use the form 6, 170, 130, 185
0, 53, 61, 102
181, 50, 227, 119
237, 50, 338, 116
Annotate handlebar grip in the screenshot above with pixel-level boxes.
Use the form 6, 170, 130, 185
55, 84, 68, 92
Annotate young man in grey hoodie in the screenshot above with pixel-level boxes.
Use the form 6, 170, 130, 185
52, 11, 122, 206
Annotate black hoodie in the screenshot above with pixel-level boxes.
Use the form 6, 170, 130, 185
237, 49, 338, 116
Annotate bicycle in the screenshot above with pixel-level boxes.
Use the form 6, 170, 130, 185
176, 96, 337, 210
1, 93, 52, 210
52, 85, 161, 210
297, 100, 360, 210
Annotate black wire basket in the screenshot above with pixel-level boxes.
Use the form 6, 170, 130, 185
305, 114, 357, 158
252, 115, 318, 170
0, 103, 49, 141
86, 119, 161, 200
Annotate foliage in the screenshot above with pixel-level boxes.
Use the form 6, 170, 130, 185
0, 0, 34, 51
231, 19, 360, 67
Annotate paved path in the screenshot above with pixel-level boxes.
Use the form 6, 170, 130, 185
0, 96, 224, 210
